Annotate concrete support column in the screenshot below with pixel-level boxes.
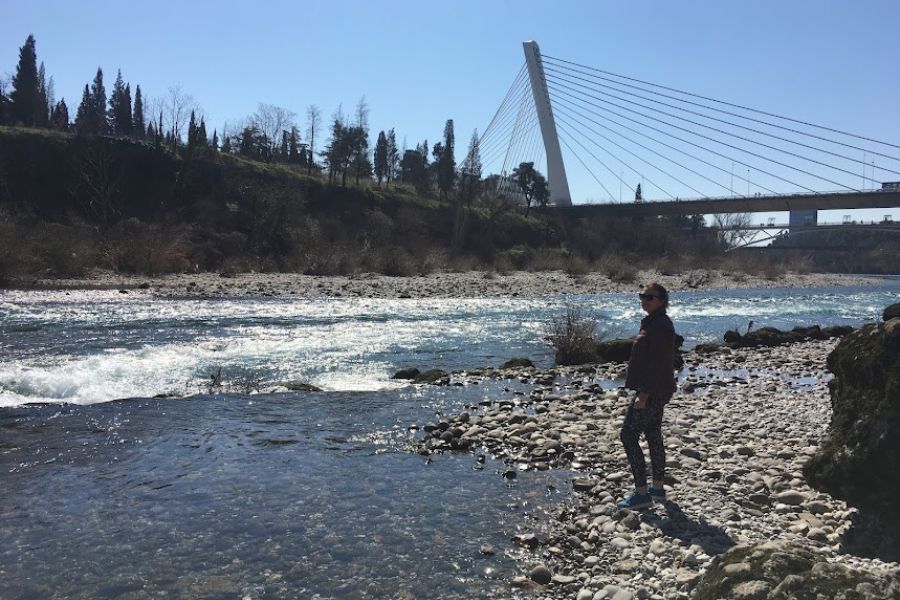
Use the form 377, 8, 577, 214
523, 40, 572, 206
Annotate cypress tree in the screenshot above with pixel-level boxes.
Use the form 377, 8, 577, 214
373, 130, 388, 184
51, 99, 69, 130
90, 68, 108, 134
122, 83, 133, 135
0, 83, 7, 125
187, 110, 197, 147
36, 62, 49, 126
108, 70, 132, 134
10, 35, 41, 126
211, 129, 219, 151
197, 118, 208, 147
132, 86, 145, 138
75, 84, 94, 133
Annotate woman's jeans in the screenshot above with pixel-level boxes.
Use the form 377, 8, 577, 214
620, 393, 670, 489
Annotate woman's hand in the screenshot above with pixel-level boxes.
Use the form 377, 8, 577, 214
634, 392, 649, 409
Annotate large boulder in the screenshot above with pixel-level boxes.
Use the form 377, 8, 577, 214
693, 542, 900, 599
722, 324, 851, 348
803, 317, 900, 546
884, 302, 900, 321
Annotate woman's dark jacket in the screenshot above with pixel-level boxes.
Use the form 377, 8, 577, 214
625, 308, 677, 396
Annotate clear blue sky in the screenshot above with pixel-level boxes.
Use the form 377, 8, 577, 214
3, 0, 899, 224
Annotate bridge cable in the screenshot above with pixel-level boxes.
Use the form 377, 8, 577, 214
544, 65, 892, 183
556, 119, 647, 198
556, 126, 616, 202
478, 64, 526, 144
548, 90, 777, 195
543, 54, 900, 154
555, 110, 677, 199
543, 59, 900, 174
552, 96, 735, 196
546, 76, 848, 193
554, 103, 709, 198
478, 70, 530, 164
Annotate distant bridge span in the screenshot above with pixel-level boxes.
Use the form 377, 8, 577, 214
547, 190, 900, 218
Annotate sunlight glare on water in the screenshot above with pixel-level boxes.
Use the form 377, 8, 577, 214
1, 281, 898, 406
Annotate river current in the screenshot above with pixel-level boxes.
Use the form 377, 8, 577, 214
1, 280, 898, 598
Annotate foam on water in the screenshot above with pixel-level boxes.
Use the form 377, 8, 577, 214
2, 281, 898, 406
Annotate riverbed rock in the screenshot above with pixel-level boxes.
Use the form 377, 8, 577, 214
884, 302, 900, 321
693, 542, 900, 600
500, 357, 534, 369
391, 368, 420, 380
414, 369, 449, 384
529, 564, 552, 585
804, 320, 900, 546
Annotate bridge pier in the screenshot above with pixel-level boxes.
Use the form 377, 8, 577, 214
789, 209, 818, 230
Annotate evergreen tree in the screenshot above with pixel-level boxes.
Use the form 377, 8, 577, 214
187, 110, 198, 147
132, 85, 145, 138
349, 126, 371, 185
51, 98, 69, 130
36, 62, 49, 126
146, 121, 155, 140
197, 118, 208, 147
75, 84, 95, 134
90, 68, 108, 134
0, 82, 7, 125
108, 70, 133, 135
373, 130, 388, 185
280, 130, 290, 161
10, 34, 41, 126
386, 129, 399, 183
434, 119, 456, 197
459, 129, 482, 205
211, 129, 219, 151
288, 127, 300, 163
123, 83, 133, 135
635, 183, 643, 202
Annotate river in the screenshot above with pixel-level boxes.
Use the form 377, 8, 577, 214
1, 280, 898, 598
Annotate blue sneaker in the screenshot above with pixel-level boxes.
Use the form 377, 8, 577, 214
649, 486, 666, 503
616, 490, 652, 510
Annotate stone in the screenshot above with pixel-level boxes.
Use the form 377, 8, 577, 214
613, 558, 639, 573
804, 318, 900, 542
391, 367, 420, 380
731, 580, 771, 599
414, 369, 450, 384
529, 564, 552, 585
501, 357, 534, 369
884, 302, 900, 321
693, 542, 900, 600
576, 590, 594, 600
774, 490, 807, 505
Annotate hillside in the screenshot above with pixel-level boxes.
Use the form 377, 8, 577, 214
1, 127, 730, 281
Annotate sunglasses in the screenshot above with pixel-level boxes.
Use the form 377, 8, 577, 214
638, 293, 660, 301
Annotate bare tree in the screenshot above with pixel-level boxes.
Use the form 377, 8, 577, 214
354, 96, 369, 131
305, 104, 321, 173
73, 141, 123, 229
251, 103, 296, 154
713, 212, 754, 248
162, 84, 199, 147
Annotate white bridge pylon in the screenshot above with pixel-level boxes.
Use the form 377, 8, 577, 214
523, 40, 572, 207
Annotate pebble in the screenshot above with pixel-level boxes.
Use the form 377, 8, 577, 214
409, 337, 900, 599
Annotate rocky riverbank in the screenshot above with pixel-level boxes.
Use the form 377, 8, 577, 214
413, 338, 900, 599
10, 269, 886, 299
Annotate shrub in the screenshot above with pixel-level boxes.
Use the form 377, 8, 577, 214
598, 253, 639, 283
545, 305, 604, 365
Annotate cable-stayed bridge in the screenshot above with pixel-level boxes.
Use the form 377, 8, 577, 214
468, 41, 900, 230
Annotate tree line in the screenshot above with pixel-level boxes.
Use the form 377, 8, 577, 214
1, 33, 552, 213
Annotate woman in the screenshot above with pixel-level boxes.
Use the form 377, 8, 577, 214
617, 282, 677, 510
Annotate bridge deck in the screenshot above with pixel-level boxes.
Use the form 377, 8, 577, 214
550, 190, 900, 217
